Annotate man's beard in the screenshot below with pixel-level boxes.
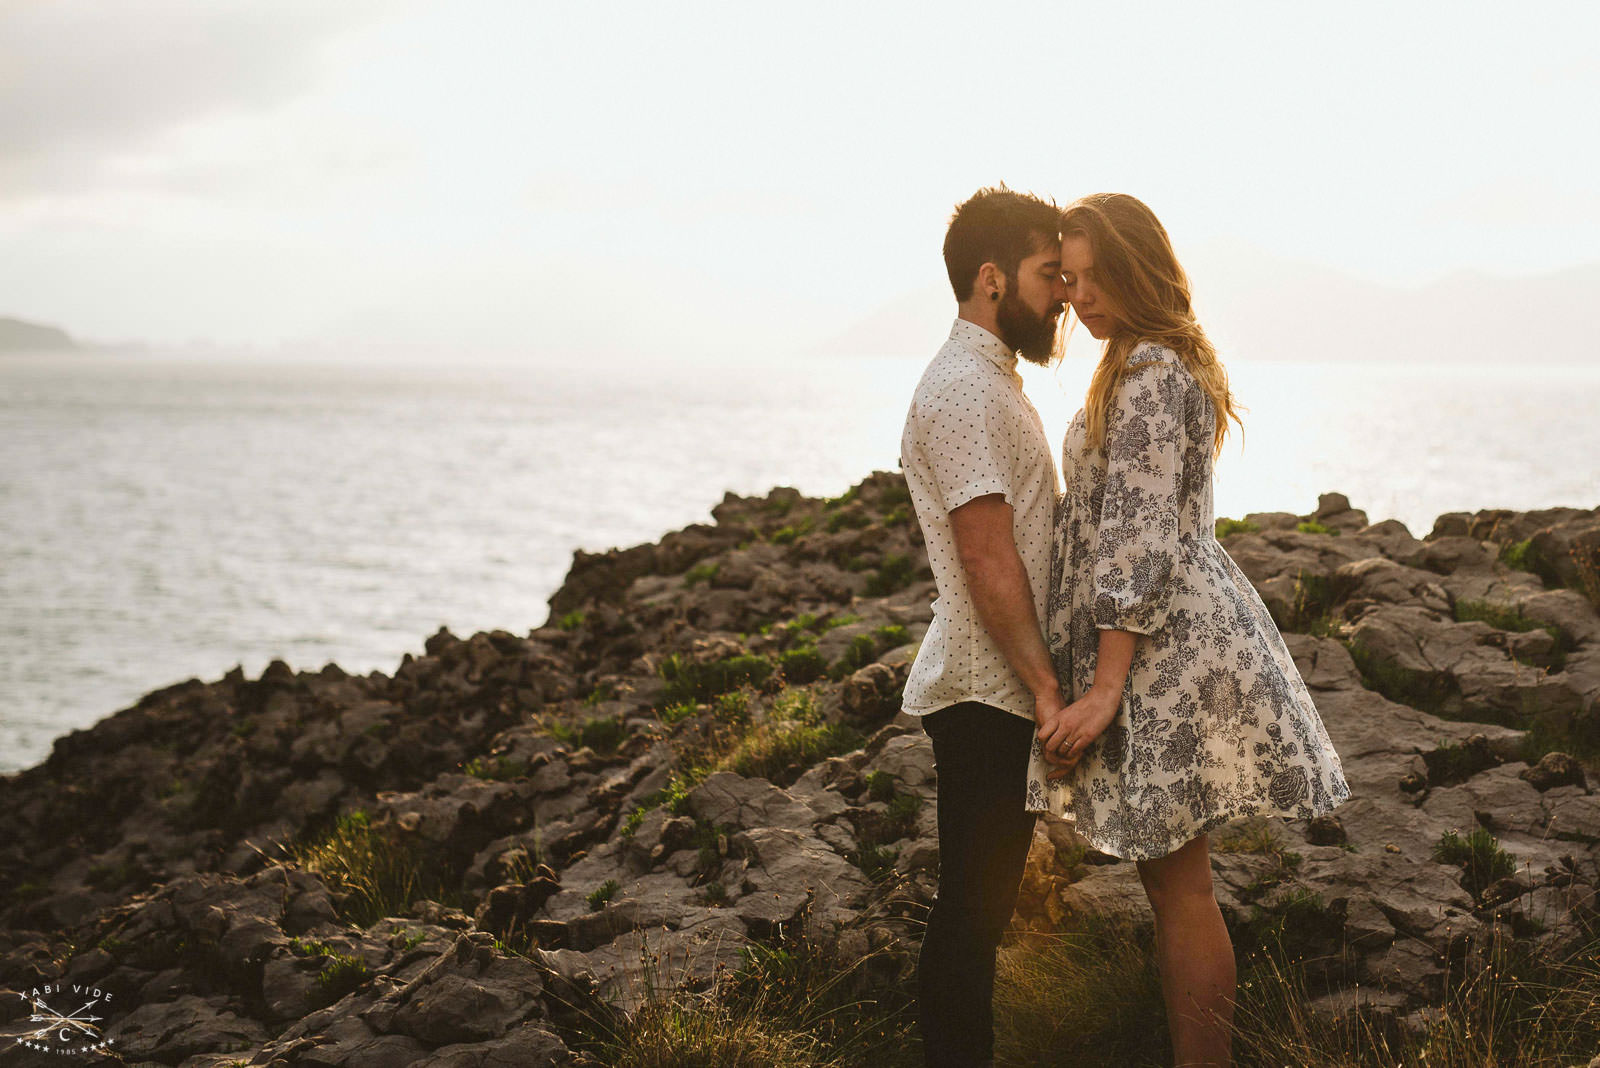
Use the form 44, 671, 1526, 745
996, 290, 1061, 365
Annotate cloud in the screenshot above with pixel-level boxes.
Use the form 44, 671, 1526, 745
0, 0, 397, 197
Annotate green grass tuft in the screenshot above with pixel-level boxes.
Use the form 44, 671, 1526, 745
461, 755, 529, 781
315, 953, 372, 1002
290, 809, 464, 926
587, 878, 621, 911
1346, 637, 1457, 716
685, 561, 720, 586
551, 712, 627, 753
770, 518, 813, 545
659, 653, 775, 704
825, 509, 873, 534
1433, 827, 1518, 901
864, 554, 917, 597
778, 645, 828, 685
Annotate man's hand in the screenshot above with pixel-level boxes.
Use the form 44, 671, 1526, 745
1036, 684, 1120, 780
1033, 685, 1071, 769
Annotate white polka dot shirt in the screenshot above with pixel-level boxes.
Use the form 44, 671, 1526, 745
898, 318, 1060, 723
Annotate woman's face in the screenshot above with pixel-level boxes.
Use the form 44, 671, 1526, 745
1060, 232, 1124, 340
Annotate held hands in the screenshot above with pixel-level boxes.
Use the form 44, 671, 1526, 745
1035, 684, 1121, 782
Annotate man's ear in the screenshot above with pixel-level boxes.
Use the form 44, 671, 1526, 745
977, 262, 1005, 302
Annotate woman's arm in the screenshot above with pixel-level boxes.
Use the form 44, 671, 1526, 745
1041, 351, 1187, 775
1039, 627, 1137, 777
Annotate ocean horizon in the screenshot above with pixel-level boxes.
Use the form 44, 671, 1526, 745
4, 347, 1597, 774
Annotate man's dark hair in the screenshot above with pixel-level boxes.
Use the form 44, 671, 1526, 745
943, 185, 1061, 302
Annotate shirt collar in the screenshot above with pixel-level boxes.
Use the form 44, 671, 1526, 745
948, 318, 1018, 373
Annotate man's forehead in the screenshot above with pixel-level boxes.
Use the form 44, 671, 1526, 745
1022, 233, 1062, 265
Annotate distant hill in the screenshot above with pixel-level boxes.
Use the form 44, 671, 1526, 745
0, 317, 76, 352
811, 247, 1600, 365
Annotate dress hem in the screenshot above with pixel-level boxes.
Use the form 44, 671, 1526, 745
1029, 787, 1352, 863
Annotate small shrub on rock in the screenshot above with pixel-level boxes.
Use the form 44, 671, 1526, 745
770, 518, 813, 545
552, 713, 627, 753
1215, 517, 1261, 538
461, 755, 528, 781
713, 690, 751, 726
685, 561, 720, 586
292, 809, 462, 926
1347, 638, 1457, 716
587, 879, 621, 911
825, 509, 872, 534
724, 716, 862, 787
1499, 537, 1535, 571
658, 700, 700, 727
660, 653, 775, 704
1433, 827, 1518, 901
779, 645, 828, 685
315, 953, 372, 1003
865, 770, 896, 804
864, 553, 917, 597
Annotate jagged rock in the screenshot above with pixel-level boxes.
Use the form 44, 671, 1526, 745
428, 1024, 571, 1067
687, 771, 826, 831
840, 662, 906, 720
1336, 557, 1451, 614
582, 910, 747, 1013
1283, 633, 1363, 691
474, 880, 560, 940
381, 932, 548, 1046
7, 483, 1600, 1057
864, 731, 937, 793
1053, 864, 1154, 927
1522, 752, 1589, 792
1306, 814, 1348, 846
730, 825, 872, 935
107, 993, 269, 1059
261, 955, 331, 1022
1416, 535, 1496, 575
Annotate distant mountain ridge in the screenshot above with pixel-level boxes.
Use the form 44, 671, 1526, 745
812, 247, 1600, 365
0, 317, 75, 352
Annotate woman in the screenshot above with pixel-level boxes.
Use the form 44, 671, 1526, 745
1026, 193, 1350, 1067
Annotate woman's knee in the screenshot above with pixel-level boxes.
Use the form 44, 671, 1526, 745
1136, 835, 1216, 914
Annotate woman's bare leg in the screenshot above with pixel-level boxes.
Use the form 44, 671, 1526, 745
1136, 833, 1236, 1067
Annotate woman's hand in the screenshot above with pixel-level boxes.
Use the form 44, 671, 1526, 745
1036, 684, 1121, 781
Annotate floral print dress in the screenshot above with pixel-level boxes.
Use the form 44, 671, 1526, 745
1025, 342, 1350, 860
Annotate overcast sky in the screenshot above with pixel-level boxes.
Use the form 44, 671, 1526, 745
2, 0, 1596, 360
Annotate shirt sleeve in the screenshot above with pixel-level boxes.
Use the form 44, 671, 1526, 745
917, 374, 1018, 513
1091, 354, 1186, 635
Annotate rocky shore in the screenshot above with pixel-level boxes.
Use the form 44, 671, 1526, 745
2, 474, 1599, 1066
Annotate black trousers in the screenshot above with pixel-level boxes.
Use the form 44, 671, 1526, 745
917, 701, 1039, 1068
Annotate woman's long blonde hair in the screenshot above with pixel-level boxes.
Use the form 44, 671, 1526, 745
1062, 193, 1243, 458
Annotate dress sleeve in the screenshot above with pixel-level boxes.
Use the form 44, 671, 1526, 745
917, 375, 1017, 513
1091, 354, 1185, 635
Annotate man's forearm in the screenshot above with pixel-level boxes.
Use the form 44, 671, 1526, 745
963, 549, 1059, 701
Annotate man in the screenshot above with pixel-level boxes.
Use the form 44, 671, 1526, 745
898, 185, 1071, 1068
